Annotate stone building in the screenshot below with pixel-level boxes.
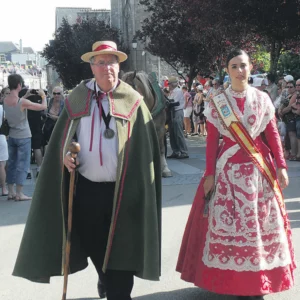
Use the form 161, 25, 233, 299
48, 7, 111, 93
111, 0, 174, 81
55, 7, 110, 30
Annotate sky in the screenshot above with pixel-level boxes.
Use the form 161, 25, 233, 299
1, 0, 111, 52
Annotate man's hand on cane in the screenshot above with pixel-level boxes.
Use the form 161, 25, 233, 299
64, 150, 80, 172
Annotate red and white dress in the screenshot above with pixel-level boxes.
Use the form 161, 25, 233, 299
176, 87, 296, 296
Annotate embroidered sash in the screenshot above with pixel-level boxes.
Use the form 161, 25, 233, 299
212, 92, 288, 231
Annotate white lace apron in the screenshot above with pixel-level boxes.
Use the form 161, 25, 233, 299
202, 87, 291, 272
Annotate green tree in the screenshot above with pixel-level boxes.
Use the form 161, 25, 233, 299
251, 46, 270, 74
218, 0, 300, 74
138, 0, 263, 83
42, 18, 129, 89
278, 52, 300, 79
137, 0, 212, 88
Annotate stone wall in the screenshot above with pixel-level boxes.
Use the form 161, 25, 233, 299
111, 0, 174, 80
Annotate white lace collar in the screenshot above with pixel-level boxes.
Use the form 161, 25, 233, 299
204, 86, 275, 141
228, 85, 247, 98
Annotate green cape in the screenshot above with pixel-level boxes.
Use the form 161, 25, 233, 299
13, 79, 162, 283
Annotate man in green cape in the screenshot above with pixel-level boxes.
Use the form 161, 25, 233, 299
13, 41, 162, 300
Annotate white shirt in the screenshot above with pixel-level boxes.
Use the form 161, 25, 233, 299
76, 79, 118, 182
169, 87, 185, 110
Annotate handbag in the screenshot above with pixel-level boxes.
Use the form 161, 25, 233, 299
0, 105, 9, 136
42, 117, 56, 141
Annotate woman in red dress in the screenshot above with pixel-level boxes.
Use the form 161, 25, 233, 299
176, 49, 296, 300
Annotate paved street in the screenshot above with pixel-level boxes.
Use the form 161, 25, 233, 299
0, 136, 299, 300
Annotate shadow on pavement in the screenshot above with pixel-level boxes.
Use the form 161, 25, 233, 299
285, 199, 300, 210
0, 197, 30, 227
67, 288, 238, 300
68, 298, 97, 300
287, 211, 300, 229
133, 288, 237, 300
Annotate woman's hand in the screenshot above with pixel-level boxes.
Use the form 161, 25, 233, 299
63, 152, 80, 173
204, 175, 215, 196
277, 168, 289, 189
38, 89, 46, 99
23, 89, 32, 99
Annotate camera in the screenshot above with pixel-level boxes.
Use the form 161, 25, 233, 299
166, 99, 180, 108
30, 89, 38, 95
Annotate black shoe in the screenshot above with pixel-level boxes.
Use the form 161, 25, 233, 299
176, 153, 189, 159
26, 173, 32, 180
97, 278, 106, 299
167, 153, 179, 159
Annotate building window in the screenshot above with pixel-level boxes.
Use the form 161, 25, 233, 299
0, 55, 6, 63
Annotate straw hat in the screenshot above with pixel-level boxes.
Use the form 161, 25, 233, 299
168, 76, 178, 83
81, 41, 128, 63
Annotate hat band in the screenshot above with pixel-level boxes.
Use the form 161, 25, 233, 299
94, 45, 117, 52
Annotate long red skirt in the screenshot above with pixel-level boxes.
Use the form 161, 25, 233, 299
176, 177, 295, 296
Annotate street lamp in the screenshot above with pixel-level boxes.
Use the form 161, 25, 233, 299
132, 38, 137, 70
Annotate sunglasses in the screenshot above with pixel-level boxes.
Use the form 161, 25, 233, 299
53, 92, 61, 95
287, 86, 294, 88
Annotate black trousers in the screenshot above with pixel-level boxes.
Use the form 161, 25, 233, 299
73, 173, 134, 300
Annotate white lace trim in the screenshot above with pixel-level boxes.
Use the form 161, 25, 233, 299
229, 86, 247, 98
202, 162, 291, 272
204, 86, 275, 142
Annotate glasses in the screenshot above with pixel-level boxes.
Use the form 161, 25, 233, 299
296, 84, 300, 87
287, 86, 294, 88
91, 61, 118, 68
53, 92, 61, 95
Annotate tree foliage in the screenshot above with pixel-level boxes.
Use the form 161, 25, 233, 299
137, 0, 211, 87
42, 18, 129, 89
138, 0, 300, 79
278, 52, 300, 79
251, 46, 271, 74
219, 0, 300, 74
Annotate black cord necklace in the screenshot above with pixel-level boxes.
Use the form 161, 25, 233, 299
94, 82, 115, 139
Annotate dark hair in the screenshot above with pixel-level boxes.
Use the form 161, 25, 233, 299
182, 86, 188, 90
8, 74, 24, 90
0, 87, 9, 96
263, 89, 269, 95
286, 80, 295, 86
267, 73, 276, 83
248, 77, 253, 84
226, 49, 251, 68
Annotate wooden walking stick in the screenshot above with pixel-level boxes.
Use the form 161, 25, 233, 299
62, 142, 81, 300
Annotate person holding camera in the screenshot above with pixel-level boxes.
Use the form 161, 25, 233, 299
3, 74, 47, 201
19, 87, 46, 179
42, 86, 64, 153
166, 76, 189, 159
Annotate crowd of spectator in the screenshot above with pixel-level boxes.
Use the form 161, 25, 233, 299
162, 71, 300, 163
0, 74, 65, 201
